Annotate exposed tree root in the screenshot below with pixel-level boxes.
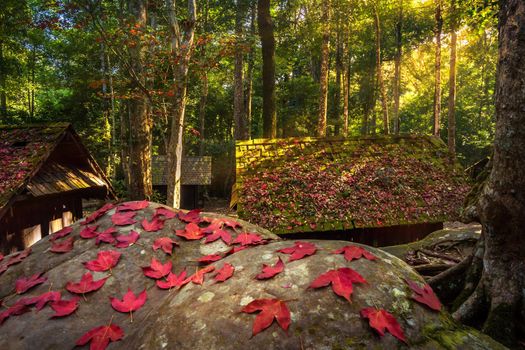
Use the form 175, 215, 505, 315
428, 254, 472, 303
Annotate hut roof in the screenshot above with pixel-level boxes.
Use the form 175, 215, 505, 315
234, 135, 471, 234
0, 123, 114, 219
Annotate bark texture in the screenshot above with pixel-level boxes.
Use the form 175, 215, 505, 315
452, 1, 525, 347
374, 6, 389, 134
447, 0, 457, 157
317, 0, 330, 137
433, 1, 442, 136
234, 0, 248, 141
258, 0, 276, 138
393, 0, 403, 134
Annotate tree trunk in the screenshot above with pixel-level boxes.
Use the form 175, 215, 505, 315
199, 73, 208, 156
447, 0, 457, 157
257, 0, 276, 138
244, 1, 256, 140
334, 28, 342, 135
343, 46, 350, 137
393, 0, 403, 134
317, 0, 330, 137
234, 0, 247, 140
452, 1, 525, 347
0, 41, 7, 118
374, 5, 389, 134
433, 1, 443, 136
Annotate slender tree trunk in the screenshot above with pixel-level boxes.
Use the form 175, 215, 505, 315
127, 0, 152, 200
199, 74, 208, 156
393, 0, 403, 134
29, 46, 35, 120
0, 41, 7, 118
334, 28, 342, 135
447, 0, 457, 157
244, 1, 256, 139
374, 5, 389, 134
258, 0, 276, 138
433, 0, 443, 136
452, 2, 525, 346
343, 46, 350, 137
317, 0, 330, 137
234, 0, 247, 140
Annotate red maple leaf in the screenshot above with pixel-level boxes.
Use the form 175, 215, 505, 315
0, 304, 30, 325
214, 218, 242, 230
197, 254, 223, 264
360, 307, 407, 343
82, 203, 115, 225
111, 211, 137, 226
225, 246, 248, 256
7, 248, 31, 266
156, 270, 189, 290
202, 222, 221, 235
15, 272, 47, 294
184, 265, 215, 285
84, 250, 121, 272
14, 291, 61, 310
116, 200, 149, 212
49, 227, 73, 241
405, 278, 442, 311
333, 245, 377, 262
114, 230, 140, 248
142, 258, 172, 279
50, 237, 74, 253
204, 229, 232, 245
95, 227, 117, 245
309, 267, 366, 302
66, 272, 108, 295
214, 263, 235, 283
277, 241, 317, 262
110, 288, 147, 321
241, 298, 291, 336
76, 323, 124, 350
50, 296, 80, 318
141, 217, 165, 232
80, 225, 99, 239
152, 237, 179, 255
232, 233, 263, 246
256, 257, 284, 280
175, 223, 205, 240
177, 209, 202, 223
154, 207, 177, 219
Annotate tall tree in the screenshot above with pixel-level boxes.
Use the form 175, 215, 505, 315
447, 0, 457, 156
244, 0, 256, 139
393, 0, 403, 134
0, 41, 6, 118
317, 0, 330, 137
432, 0, 443, 136
374, 4, 389, 134
258, 0, 276, 138
451, 1, 525, 346
234, 0, 248, 140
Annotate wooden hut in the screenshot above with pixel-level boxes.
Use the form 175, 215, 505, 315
234, 135, 471, 246
0, 123, 115, 253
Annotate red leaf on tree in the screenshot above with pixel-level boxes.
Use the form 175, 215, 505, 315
76, 323, 124, 350
111, 211, 137, 226
309, 267, 366, 302
50, 237, 74, 253
175, 223, 205, 240
141, 216, 165, 232
84, 250, 121, 272
277, 241, 317, 262
66, 272, 109, 294
256, 257, 284, 280
116, 200, 149, 212
152, 237, 179, 255
177, 209, 202, 223
156, 270, 189, 290
360, 307, 407, 343
241, 298, 291, 336
0, 304, 30, 325
110, 289, 147, 315
82, 203, 115, 225
197, 254, 223, 264
154, 207, 177, 219
232, 233, 263, 246
15, 272, 47, 294
80, 225, 99, 239
142, 258, 172, 279
333, 245, 377, 262
114, 230, 140, 248
185, 265, 215, 285
49, 227, 73, 242
214, 263, 234, 283
95, 227, 117, 245
50, 296, 80, 317
204, 229, 232, 245
405, 279, 442, 311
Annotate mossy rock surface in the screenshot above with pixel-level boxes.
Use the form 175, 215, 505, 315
0, 202, 503, 350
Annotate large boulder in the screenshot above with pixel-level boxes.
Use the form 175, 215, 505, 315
0, 202, 503, 349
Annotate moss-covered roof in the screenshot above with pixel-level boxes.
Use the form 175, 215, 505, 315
235, 135, 471, 235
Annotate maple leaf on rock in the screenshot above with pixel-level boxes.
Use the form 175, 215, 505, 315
15, 272, 47, 294
156, 270, 189, 289
66, 272, 109, 294
214, 263, 235, 283
185, 265, 215, 285
110, 288, 147, 321
142, 258, 172, 279
204, 229, 232, 245
50, 296, 80, 317
256, 257, 285, 280
7, 248, 31, 266
84, 250, 121, 272
142, 217, 165, 232
76, 323, 124, 350
152, 237, 179, 255
241, 299, 291, 336
277, 241, 317, 262
175, 223, 205, 240
154, 207, 177, 219
50, 237, 74, 253
225, 246, 248, 256
177, 209, 202, 223
202, 222, 221, 235
309, 267, 366, 302
95, 227, 117, 245
15, 291, 61, 310
82, 203, 115, 225
49, 226, 73, 241
360, 307, 407, 343
114, 230, 140, 248
214, 218, 242, 230
405, 279, 442, 311
111, 211, 137, 226
197, 254, 223, 264
0, 304, 30, 325
232, 233, 263, 246
80, 225, 99, 239
333, 245, 377, 262
116, 200, 149, 212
